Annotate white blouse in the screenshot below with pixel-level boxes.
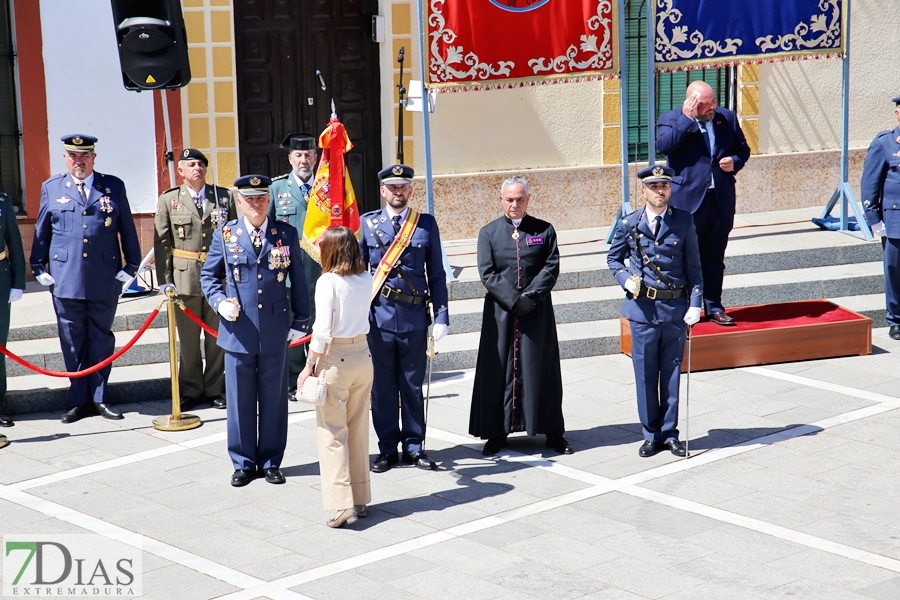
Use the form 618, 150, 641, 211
309, 271, 373, 353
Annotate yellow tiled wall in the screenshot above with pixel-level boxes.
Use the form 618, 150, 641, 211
601, 78, 621, 165
738, 63, 760, 154
390, 1, 414, 169
181, 0, 240, 186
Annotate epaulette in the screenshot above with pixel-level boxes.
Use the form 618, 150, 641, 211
46, 173, 65, 182
163, 186, 179, 194
271, 174, 289, 181
362, 209, 380, 218
876, 130, 892, 138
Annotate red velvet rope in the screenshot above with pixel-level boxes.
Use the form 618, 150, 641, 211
178, 304, 312, 347
0, 308, 161, 378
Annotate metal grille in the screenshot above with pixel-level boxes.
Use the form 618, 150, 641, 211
625, 0, 736, 163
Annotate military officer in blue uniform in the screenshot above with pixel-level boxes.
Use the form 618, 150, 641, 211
0, 190, 26, 438
861, 95, 900, 341
201, 175, 311, 487
607, 165, 703, 458
361, 164, 449, 472
30, 135, 142, 423
267, 133, 323, 397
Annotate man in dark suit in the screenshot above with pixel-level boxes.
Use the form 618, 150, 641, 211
360, 164, 449, 473
608, 165, 703, 457
0, 189, 25, 440
861, 95, 900, 341
657, 81, 750, 325
201, 175, 310, 487
30, 135, 142, 423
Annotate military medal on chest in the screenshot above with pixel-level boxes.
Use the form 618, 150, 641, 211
210, 207, 227, 228
104, 217, 112, 227
251, 229, 262, 249
222, 225, 232, 243
99, 196, 113, 213
511, 227, 520, 240
268, 240, 291, 271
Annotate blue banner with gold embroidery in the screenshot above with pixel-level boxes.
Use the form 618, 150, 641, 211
653, 0, 846, 71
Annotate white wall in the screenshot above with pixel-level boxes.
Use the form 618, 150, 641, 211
41, 0, 158, 212
758, 0, 900, 154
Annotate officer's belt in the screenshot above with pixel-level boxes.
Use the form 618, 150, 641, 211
637, 286, 686, 300
370, 208, 422, 301
0, 250, 6, 261
380, 285, 430, 305
172, 248, 207, 263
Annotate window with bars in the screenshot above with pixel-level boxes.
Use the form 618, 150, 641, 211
625, 0, 736, 163
0, 0, 21, 215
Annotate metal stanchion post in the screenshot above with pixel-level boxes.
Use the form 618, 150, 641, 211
153, 287, 202, 431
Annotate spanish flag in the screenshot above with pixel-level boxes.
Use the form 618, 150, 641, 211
300, 115, 361, 263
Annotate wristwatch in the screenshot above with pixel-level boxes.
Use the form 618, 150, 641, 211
306, 357, 317, 366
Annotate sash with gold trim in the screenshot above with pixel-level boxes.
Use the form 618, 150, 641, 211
371, 208, 420, 301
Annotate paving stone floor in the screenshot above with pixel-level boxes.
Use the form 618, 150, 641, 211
3, 325, 900, 599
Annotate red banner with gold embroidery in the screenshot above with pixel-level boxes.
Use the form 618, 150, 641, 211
424, 0, 618, 91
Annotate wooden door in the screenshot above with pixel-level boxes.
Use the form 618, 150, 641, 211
233, 0, 382, 213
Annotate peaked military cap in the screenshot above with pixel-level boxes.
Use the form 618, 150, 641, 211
179, 148, 208, 166
234, 174, 272, 196
892, 95, 900, 105
280, 132, 317, 151
379, 164, 414, 184
61, 134, 97, 152
637, 164, 674, 183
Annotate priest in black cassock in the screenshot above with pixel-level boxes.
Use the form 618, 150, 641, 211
469, 175, 572, 456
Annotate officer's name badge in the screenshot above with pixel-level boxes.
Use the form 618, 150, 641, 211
526, 235, 543, 246
56, 197, 71, 204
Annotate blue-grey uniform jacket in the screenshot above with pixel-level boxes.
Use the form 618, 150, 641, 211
862, 126, 900, 238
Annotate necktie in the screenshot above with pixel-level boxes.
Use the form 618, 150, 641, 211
699, 123, 712, 155
653, 216, 661, 238
193, 194, 204, 213
76, 182, 88, 203
301, 184, 311, 199
251, 228, 262, 255
392, 215, 402, 235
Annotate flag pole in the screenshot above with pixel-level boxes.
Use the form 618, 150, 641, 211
414, 0, 435, 216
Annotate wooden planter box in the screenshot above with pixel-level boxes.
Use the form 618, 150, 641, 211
619, 300, 872, 372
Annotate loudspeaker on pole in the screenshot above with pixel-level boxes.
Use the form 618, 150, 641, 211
110, 0, 191, 91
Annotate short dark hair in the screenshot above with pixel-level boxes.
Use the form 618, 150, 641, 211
320, 226, 365, 276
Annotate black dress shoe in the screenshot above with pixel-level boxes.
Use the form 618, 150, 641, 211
638, 440, 663, 457
61, 404, 97, 424
890, 325, 900, 340
402, 451, 437, 470
287, 386, 298, 402
546, 434, 574, 455
264, 467, 285, 484
180, 396, 198, 411
482, 435, 508, 456
231, 469, 256, 487
709, 312, 735, 326
371, 453, 399, 473
207, 395, 226, 410
0, 413, 13, 428
96, 403, 124, 420
665, 439, 687, 457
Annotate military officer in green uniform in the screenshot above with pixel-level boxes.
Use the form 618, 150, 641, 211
154, 148, 237, 411
267, 133, 322, 399
0, 191, 25, 446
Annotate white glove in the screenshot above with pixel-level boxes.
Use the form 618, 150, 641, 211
115, 270, 131, 283
624, 278, 637, 295
36, 273, 55, 286
159, 283, 177, 296
432, 323, 448, 342
8, 289, 22, 303
287, 328, 303, 342
218, 301, 238, 322
872, 221, 886, 237
683, 307, 701, 326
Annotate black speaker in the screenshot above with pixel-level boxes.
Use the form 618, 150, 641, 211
111, 0, 191, 91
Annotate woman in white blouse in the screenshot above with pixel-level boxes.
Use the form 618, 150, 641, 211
298, 226, 374, 528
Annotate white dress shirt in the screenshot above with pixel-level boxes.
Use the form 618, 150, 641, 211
310, 271, 373, 354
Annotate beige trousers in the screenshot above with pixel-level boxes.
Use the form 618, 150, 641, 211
316, 333, 373, 510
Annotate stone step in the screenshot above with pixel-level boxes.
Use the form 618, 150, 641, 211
4, 293, 888, 415
448, 261, 885, 334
